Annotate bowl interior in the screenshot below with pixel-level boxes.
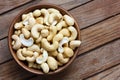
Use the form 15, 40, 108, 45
8, 3, 80, 75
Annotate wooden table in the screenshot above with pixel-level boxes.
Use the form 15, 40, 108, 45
0, 0, 120, 80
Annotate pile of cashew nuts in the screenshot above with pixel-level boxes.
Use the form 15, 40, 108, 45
12, 8, 81, 73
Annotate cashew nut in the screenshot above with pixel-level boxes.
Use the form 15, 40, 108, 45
22, 48, 34, 57
56, 21, 67, 30
41, 29, 49, 38
49, 13, 62, 24
41, 63, 49, 73
12, 35, 22, 50
36, 50, 48, 64
26, 52, 39, 62
36, 17, 44, 24
64, 15, 74, 26
28, 62, 34, 67
57, 53, 69, 64
31, 24, 44, 39
16, 49, 26, 60
22, 28, 30, 38
70, 40, 81, 50
14, 30, 21, 36
68, 26, 77, 41
59, 28, 70, 37
47, 26, 57, 41
53, 33, 63, 42
33, 9, 41, 17
58, 37, 69, 53
14, 22, 23, 30
49, 50, 58, 57
20, 34, 34, 47
48, 8, 60, 13
12, 41, 15, 46
41, 9, 49, 25
35, 35, 42, 43
28, 17, 36, 27
63, 47, 74, 58
47, 56, 58, 70
41, 38, 59, 51
28, 44, 41, 53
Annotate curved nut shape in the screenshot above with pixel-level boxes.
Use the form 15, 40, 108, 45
63, 15, 74, 26
41, 9, 49, 25
33, 9, 41, 17
36, 50, 48, 64
47, 56, 58, 70
26, 52, 39, 62
14, 22, 23, 29
59, 28, 70, 37
57, 53, 69, 64
49, 13, 62, 24
68, 26, 77, 41
12, 35, 22, 50
22, 48, 34, 57
28, 17, 36, 27
31, 24, 44, 39
53, 33, 63, 42
41, 38, 59, 51
35, 35, 42, 43
16, 49, 26, 60
63, 47, 74, 58
58, 37, 69, 53
14, 30, 21, 36
48, 8, 60, 13
41, 29, 49, 38
20, 34, 34, 47
47, 26, 57, 41
70, 40, 81, 50
49, 50, 58, 57
28, 44, 41, 53
41, 63, 49, 73
36, 17, 44, 24
22, 28, 30, 38
56, 21, 67, 30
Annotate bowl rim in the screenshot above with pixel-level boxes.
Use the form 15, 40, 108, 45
8, 3, 81, 75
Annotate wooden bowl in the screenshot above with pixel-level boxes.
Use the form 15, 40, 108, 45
8, 3, 81, 75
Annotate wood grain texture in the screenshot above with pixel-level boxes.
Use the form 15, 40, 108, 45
30, 39, 120, 80
0, 0, 90, 39
87, 64, 120, 80
0, 0, 32, 14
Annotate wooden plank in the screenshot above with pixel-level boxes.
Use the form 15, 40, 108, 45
30, 39, 120, 80
0, 0, 91, 39
86, 64, 120, 80
0, 60, 34, 80
0, 13, 120, 64
0, 0, 32, 14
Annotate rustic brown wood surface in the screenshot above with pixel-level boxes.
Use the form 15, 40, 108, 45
0, 0, 120, 80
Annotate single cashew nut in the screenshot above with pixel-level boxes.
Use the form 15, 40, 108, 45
41, 38, 59, 51
36, 17, 44, 24
53, 33, 63, 42
22, 28, 30, 38
57, 53, 69, 64
49, 50, 58, 57
56, 21, 67, 30
58, 37, 69, 53
63, 47, 74, 58
22, 48, 34, 57
41, 63, 49, 73
41, 9, 49, 25
47, 26, 57, 41
68, 26, 77, 41
36, 50, 48, 64
20, 34, 34, 47
59, 28, 70, 37
12, 35, 22, 50
49, 13, 62, 24
47, 56, 58, 70
35, 35, 42, 43
28, 17, 36, 27
14, 30, 21, 36
33, 9, 41, 17
41, 29, 49, 38
16, 49, 26, 60
26, 52, 39, 62
70, 40, 81, 50
14, 22, 23, 29
64, 15, 74, 26
31, 24, 44, 39
48, 8, 60, 13
28, 44, 41, 53
57, 61, 63, 66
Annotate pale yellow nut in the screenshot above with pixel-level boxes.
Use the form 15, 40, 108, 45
22, 14, 27, 20
28, 44, 41, 53
63, 47, 74, 58
28, 62, 34, 67
49, 50, 58, 57
41, 63, 49, 73
22, 28, 30, 38
56, 21, 67, 30
26, 52, 39, 62
63, 15, 74, 26
16, 49, 26, 61
36, 17, 44, 24
22, 48, 34, 57
41, 29, 49, 38
36, 35, 42, 43
14, 30, 21, 36
53, 33, 63, 42
70, 40, 81, 50
14, 22, 23, 29
41, 9, 49, 25
47, 56, 58, 70
57, 53, 69, 64
59, 28, 70, 37
33, 9, 41, 17
48, 8, 60, 13
28, 17, 36, 27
